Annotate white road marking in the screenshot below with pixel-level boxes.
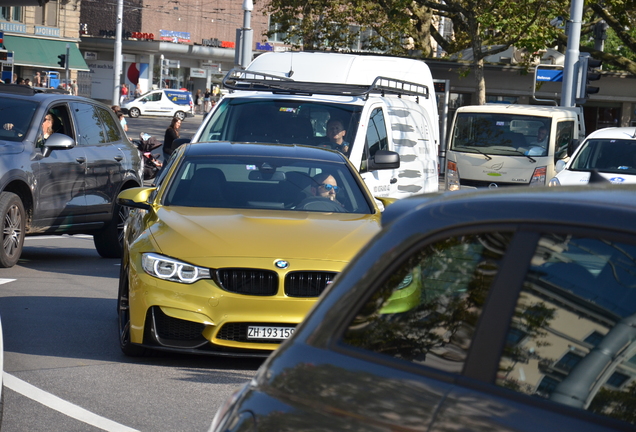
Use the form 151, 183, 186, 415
4, 373, 140, 432
0, 279, 15, 285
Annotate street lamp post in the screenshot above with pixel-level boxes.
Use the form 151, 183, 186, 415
235, 0, 253, 69
560, 0, 583, 107
112, 0, 123, 105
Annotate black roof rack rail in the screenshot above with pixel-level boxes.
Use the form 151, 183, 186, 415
0, 83, 37, 96
222, 69, 429, 101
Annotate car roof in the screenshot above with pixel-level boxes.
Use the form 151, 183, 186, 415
382, 184, 636, 234
585, 127, 636, 140
182, 141, 348, 162
0, 83, 107, 105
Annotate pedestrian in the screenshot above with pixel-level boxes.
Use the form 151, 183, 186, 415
111, 105, 121, 113
34, 72, 42, 87
194, 89, 203, 114
120, 84, 129, 104
117, 111, 128, 134
212, 85, 220, 102
204, 88, 211, 113
24, 78, 31, 87
163, 117, 182, 161
134, 83, 142, 99
70, 80, 78, 96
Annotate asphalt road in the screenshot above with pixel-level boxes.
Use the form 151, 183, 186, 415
0, 115, 263, 432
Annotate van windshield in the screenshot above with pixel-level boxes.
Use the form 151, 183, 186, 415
197, 98, 362, 153
451, 113, 552, 157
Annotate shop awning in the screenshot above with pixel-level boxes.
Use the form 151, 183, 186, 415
3, 35, 90, 71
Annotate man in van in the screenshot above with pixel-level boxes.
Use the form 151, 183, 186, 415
526, 126, 549, 156
320, 118, 350, 154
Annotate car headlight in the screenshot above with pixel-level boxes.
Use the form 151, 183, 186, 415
141, 252, 211, 283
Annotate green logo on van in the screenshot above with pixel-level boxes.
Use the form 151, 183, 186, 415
487, 173, 502, 177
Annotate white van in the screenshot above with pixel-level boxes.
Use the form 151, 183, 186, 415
445, 104, 584, 190
121, 89, 194, 120
549, 127, 636, 186
188, 52, 440, 198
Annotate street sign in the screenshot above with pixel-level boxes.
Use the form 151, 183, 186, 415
536, 68, 564, 82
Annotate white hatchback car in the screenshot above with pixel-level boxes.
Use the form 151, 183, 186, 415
549, 127, 636, 186
121, 89, 194, 120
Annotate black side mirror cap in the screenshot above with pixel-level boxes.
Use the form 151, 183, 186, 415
367, 150, 400, 171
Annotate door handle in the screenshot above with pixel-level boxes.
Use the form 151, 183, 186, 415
390, 178, 397, 184
114, 155, 123, 161
76, 157, 86, 164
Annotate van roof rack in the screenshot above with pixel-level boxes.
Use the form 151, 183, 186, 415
222, 69, 429, 101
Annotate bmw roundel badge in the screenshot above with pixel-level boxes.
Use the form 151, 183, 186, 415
274, 260, 289, 269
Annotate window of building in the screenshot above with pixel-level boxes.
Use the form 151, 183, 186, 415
583, 331, 604, 347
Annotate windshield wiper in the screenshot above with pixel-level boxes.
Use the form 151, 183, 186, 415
461, 144, 492, 160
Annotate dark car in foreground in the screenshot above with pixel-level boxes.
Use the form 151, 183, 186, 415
0, 84, 142, 267
210, 184, 636, 432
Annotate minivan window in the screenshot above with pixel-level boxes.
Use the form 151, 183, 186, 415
197, 98, 362, 147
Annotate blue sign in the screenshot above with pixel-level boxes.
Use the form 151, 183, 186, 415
536, 69, 563, 82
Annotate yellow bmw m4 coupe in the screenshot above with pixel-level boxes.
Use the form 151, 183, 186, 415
116, 142, 399, 357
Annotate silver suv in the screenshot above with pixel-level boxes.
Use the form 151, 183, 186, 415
0, 84, 143, 267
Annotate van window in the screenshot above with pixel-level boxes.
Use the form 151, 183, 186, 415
143, 92, 162, 102
197, 98, 362, 147
554, 121, 574, 162
365, 108, 388, 158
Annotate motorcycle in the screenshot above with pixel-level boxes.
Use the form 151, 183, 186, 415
134, 132, 163, 180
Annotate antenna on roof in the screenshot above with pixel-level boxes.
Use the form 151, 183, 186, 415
288, 52, 294, 78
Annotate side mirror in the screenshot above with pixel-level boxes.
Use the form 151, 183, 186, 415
555, 159, 567, 173
367, 150, 400, 171
117, 186, 156, 210
42, 133, 76, 157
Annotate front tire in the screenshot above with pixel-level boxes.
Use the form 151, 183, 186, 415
94, 201, 129, 258
118, 265, 149, 356
129, 107, 141, 118
0, 192, 25, 268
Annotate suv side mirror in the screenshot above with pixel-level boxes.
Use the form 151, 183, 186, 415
367, 150, 400, 171
42, 133, 76, 157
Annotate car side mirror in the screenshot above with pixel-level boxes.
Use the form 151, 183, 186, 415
117, 186, 156, 210
367, 150, 400, 171
42, 133, 76, 157
555, 159, 567, 173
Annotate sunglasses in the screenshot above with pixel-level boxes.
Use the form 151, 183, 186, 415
320, 183, 340, 193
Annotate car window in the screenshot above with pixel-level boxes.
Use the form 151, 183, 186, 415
0, 98, 38, 142
554, 121, 574, 161
497, 233, 636, 426
97, 106, 122, 143
162, 155, 373, 214
71, 102, 107, 145
341, 232, 513, 372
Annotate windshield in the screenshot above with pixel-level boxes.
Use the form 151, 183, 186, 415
570, 138, 636, 174
163, 154, 373, 214
0, 98, 38, 142
197, 98, 362, 153
451, 113, 552, 157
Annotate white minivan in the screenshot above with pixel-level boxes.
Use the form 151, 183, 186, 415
121, 89, 194, 120
549, 127, 636, 186
185, 52, 441, 199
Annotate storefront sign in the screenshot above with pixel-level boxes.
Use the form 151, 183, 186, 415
0, 22, 26, 33
160, 30, 191, 43
191, 68, 207, 78
99, 29, 134, 38
34, 26, 60, 37
131, 32, 154, 41
123, 54, 136, 63
202, 38, 235, 49
256, 42, 273, 51
84, 51, 98, 60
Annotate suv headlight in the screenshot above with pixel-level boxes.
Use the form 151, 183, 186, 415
141, 253, 211, 283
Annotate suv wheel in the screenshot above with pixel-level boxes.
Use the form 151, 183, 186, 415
175, 111, 186, 121
0, 192, 25, 268
93, 201, 129, 258
129, 107, 141, 118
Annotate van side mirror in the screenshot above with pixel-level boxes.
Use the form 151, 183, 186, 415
367, 150, 400, 171
555, 159, 567, 173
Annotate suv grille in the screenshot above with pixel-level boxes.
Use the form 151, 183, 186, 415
217, 268, 278, 295
285, 271, 337, 297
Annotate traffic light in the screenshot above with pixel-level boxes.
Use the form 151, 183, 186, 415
576, 53, 602, 103
57, 54, 66, 68
161, 58, 170, 76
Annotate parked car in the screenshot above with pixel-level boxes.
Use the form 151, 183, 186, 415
0, 84, 143, 267
116, 142, 398, 357
120, 89, 194, 120
210, 184, 636, 432
549, 127, 636, 186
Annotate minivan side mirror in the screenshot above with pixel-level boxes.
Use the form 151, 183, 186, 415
367, 150, 400, 171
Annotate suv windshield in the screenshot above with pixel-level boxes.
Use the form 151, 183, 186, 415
197, 98, 362, 150
0, 98, 39, 142
570, 139, 636, 173
451, 113, 552, 157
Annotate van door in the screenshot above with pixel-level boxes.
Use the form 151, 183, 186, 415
140, 91, 165, 116
359, 105, 396, 197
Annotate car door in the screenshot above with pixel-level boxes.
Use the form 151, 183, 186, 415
428, 228, 636, 432
33, 102, 87, 228
359, 104, 397, 197
70, 102, 123, 224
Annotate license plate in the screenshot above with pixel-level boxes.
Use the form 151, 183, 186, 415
247, 326, 295, 340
